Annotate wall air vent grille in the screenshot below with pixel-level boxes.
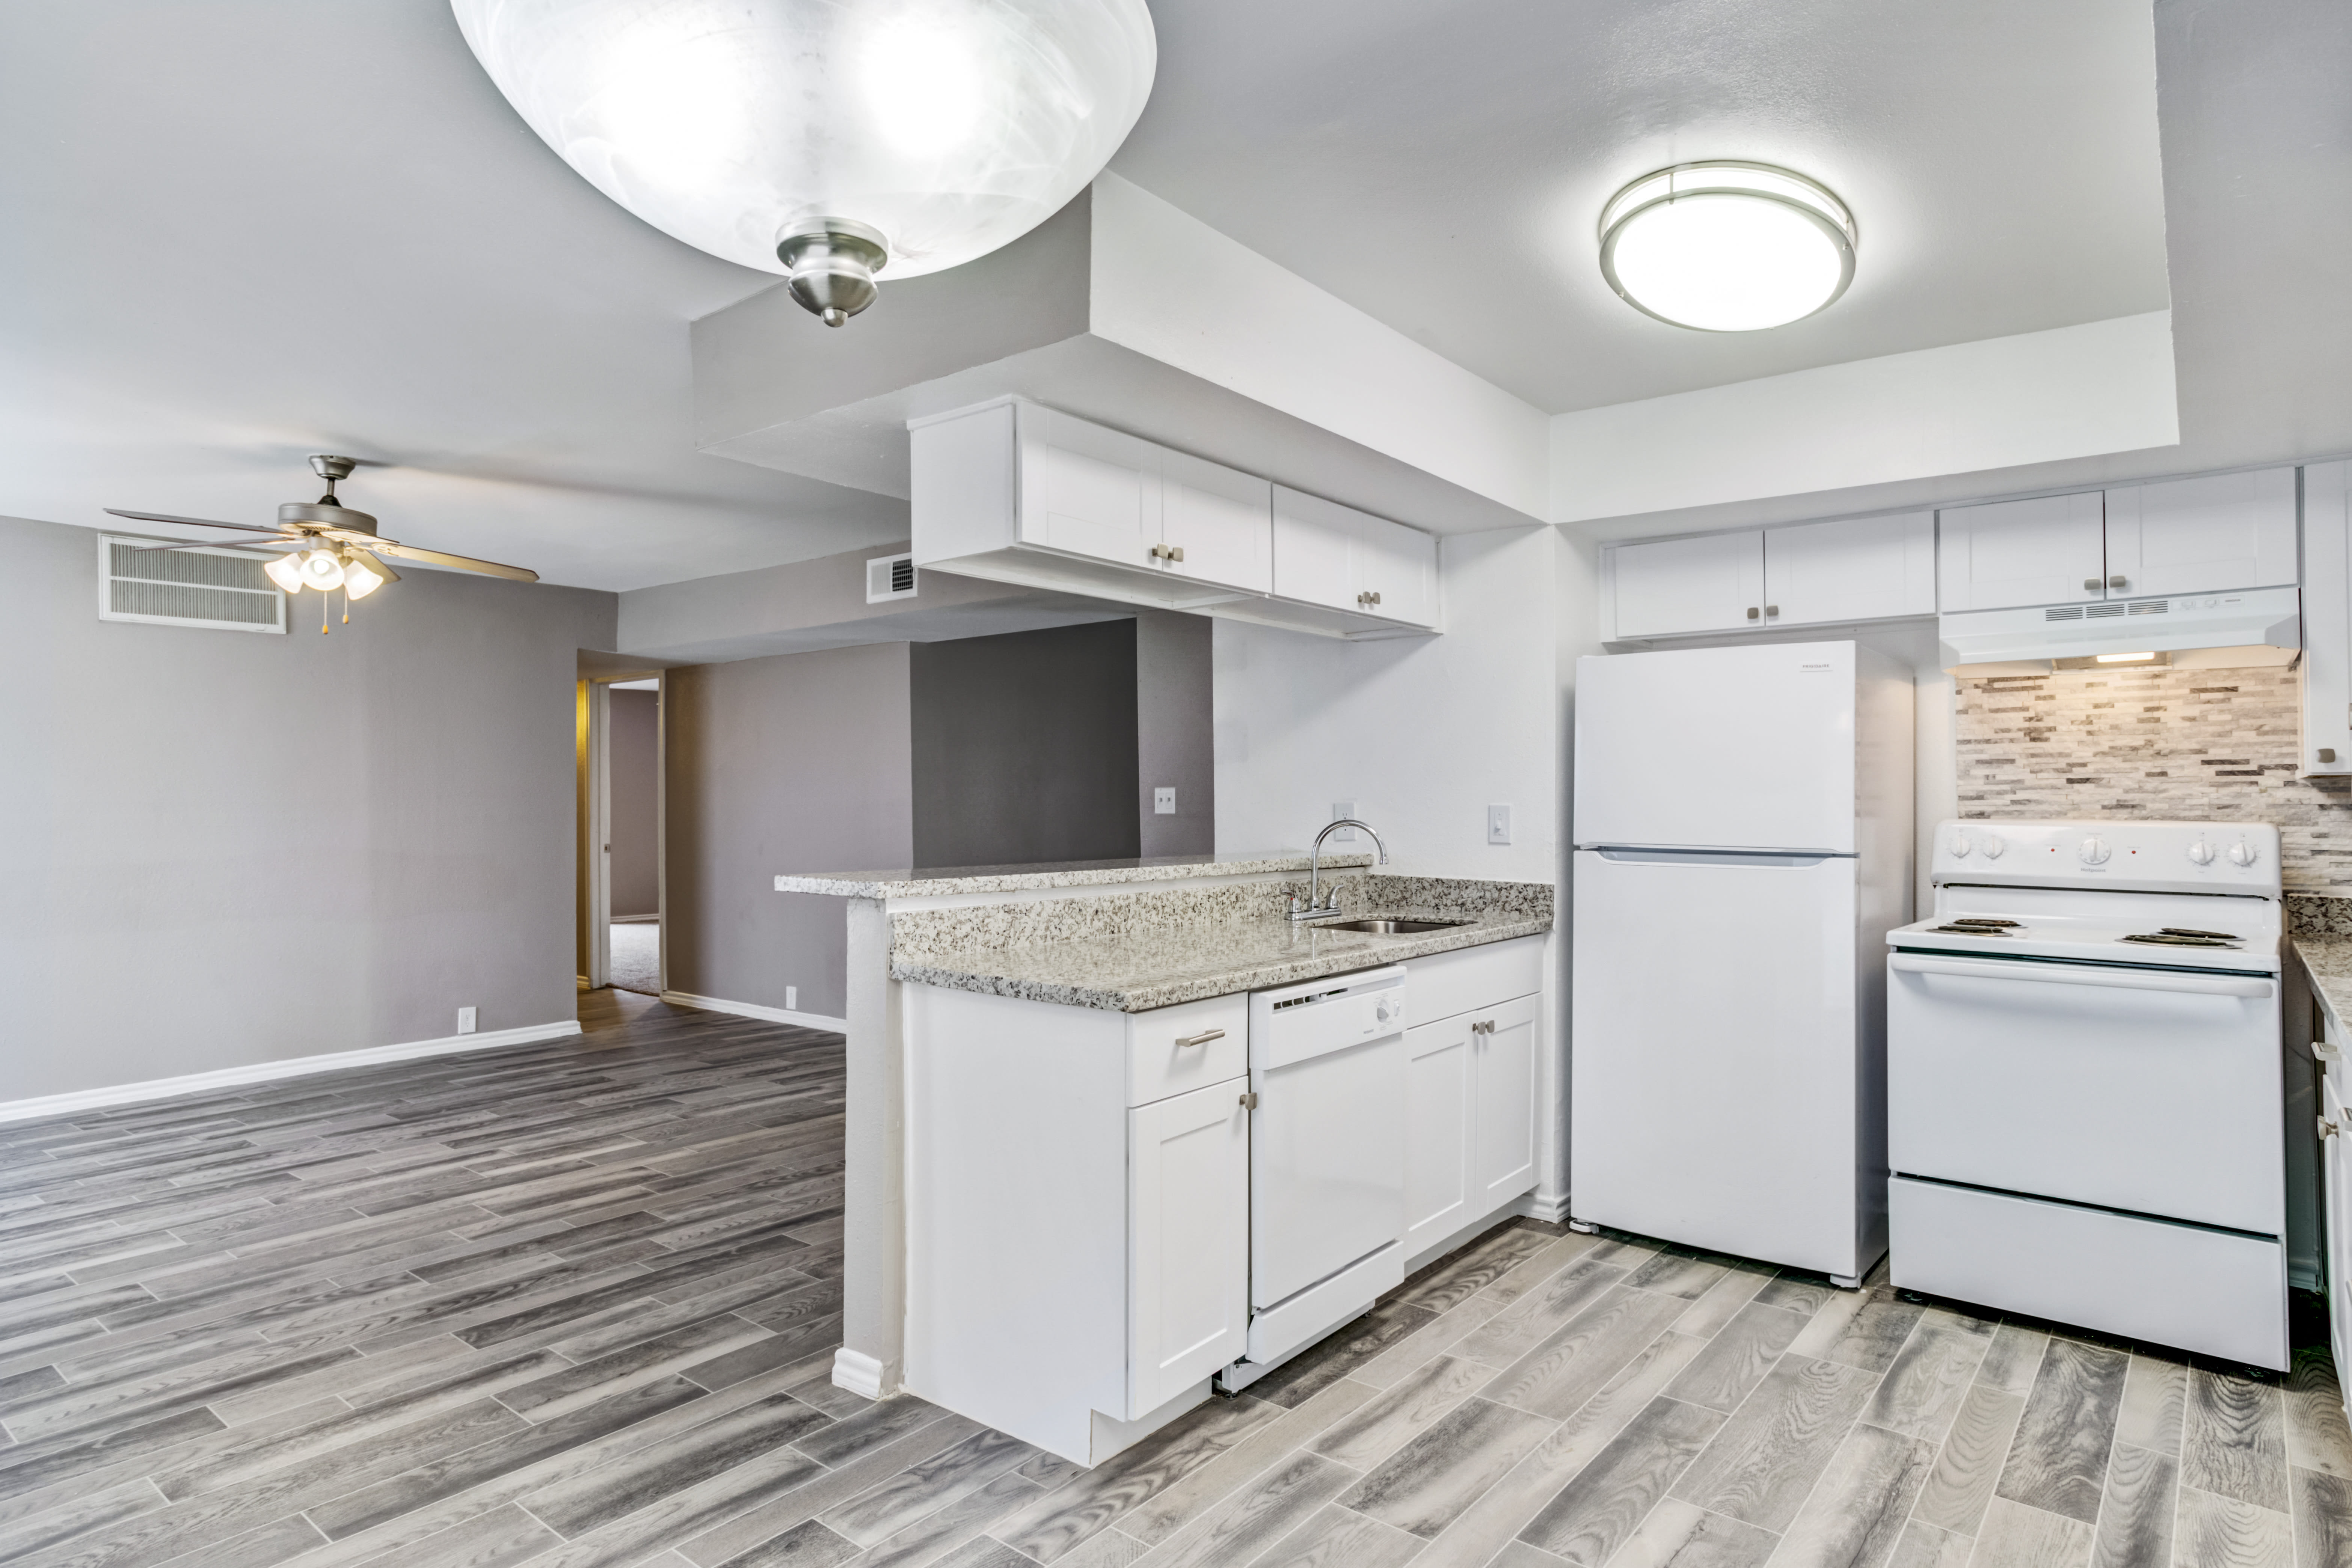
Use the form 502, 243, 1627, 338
865, 552, 917, 604
2128, 599, 2169, 614
2045, 606, 2085, 621
2085, 602, 2126, 619
98, 535, 287, 634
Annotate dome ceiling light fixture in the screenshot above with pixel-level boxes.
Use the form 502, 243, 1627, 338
451, 0, 1157, 327
1598, 161, 1857, 332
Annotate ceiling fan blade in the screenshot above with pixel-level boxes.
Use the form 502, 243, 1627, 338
103, 509, 288, 536
371, 540, 539, 583
128, 534, 299, 554
348, 546, 400, 581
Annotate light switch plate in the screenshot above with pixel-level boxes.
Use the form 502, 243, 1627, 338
1329, 802, 1356, 842
1487, 805, 1512, 845
457, 1007, 477, 1035
786, 986, 798, 1010
1154, 787, 1176, 815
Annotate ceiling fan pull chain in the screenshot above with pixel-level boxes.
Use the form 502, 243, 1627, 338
341, 587, 350, 626
321, 592, 329, 635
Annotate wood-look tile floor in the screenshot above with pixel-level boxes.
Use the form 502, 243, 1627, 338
2, 991, 2346, 1568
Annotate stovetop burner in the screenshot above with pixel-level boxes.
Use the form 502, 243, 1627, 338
2118, 931, 2242, 948
1947, 918, 2021, 929
1927, 925, 2008, 936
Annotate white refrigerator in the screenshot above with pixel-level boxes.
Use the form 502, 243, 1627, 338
1570, 641, 1913, 1284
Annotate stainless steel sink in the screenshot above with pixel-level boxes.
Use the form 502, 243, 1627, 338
1312, 917, 1473, 934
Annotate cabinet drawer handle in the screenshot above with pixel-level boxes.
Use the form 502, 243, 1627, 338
1175, 1028, 1225, 1048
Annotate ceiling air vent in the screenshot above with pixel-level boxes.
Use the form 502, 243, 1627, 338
98, 535, 286, 634
865, 552, 917, 604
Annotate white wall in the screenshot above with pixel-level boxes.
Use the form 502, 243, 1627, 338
1551, 312, 2182, 524
1214, 527, 1566, 877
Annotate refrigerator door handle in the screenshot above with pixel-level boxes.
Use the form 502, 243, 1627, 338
1590, 848, 1844, 868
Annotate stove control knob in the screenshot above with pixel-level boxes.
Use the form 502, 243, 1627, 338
1979, 833, 2005, 859
1946, 830, 1972, 858
2228, 839, 2259, 867
2188, 841, 2216, 866
2079, 836, 2110, 865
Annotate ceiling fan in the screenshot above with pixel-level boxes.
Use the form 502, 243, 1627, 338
106, 455, 539, 632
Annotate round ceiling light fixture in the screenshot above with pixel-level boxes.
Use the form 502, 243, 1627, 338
451, 0, 1156, 327
1598, 162, 1856, 332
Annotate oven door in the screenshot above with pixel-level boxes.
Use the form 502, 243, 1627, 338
1888, 949, 2282, 1234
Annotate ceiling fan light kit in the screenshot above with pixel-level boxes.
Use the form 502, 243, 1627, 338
105, 454, 532, 636
1599, 161, 1857, 331
448, 0, 1156, 326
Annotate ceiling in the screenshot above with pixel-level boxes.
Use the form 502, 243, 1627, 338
0, 1, 902, 594
1, 1, 2339, 592
1110, 0, 2172, 415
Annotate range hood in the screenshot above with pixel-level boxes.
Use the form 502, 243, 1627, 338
1940, 586, 2301, 674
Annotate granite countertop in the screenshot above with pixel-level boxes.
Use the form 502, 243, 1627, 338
777, 850, 1375, 901
893, 902, 1552, 1012
2295, 934, 2352, 1029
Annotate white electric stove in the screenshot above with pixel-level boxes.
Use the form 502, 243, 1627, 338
1887, 818, 2287, 1369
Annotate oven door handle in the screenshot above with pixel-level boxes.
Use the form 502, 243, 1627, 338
1890, 952, 2274, 999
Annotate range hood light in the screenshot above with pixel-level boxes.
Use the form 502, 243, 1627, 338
2095, 651, 2158, 664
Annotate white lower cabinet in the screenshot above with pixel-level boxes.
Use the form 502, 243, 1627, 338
2326, 1067, 2352, 1425
1402, 939, 1545, 1260
1127, 1078, 1250, 1417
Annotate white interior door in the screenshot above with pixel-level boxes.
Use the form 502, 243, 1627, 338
1936, 491, 2106, 610
1571, 849, 1860, 1276
1471, 993, 1538, 1206
2105, 467, 2298, 598
1158, 448, 1271, 593
1127, 1077, 1249, 1417
1608, 531, 1764, 638
1574, 643, 1856, 853
1018, 408, 1158, 569
1404, 1015, 1472, 1253
1762, 513, 1936, 627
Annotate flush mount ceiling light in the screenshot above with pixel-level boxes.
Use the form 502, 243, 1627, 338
451, 0, 1157, 326
1598, 162, 1857, 332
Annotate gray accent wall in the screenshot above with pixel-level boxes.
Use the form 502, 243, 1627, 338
0, 514, 616, 1101
1136, 610, 1216, 859
909, 620, 1141, 869
664, 643, 912, 1020
607, 688, 660, 918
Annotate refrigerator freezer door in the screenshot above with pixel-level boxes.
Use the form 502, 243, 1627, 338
1571, 849, 1865, 1277
1575, 643, 1856, 853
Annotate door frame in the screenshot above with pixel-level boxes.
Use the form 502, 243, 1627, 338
576, 672, 668, 996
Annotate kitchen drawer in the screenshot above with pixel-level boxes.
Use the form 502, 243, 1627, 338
1407, 936, 1543, 1024
1127, 993, 1248, 1106
1890, 1176, 2286, 1369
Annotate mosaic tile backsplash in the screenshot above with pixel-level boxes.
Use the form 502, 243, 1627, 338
1954, 663, 2352, 895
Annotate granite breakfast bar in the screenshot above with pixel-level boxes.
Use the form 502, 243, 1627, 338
772, 852, 1555, 1423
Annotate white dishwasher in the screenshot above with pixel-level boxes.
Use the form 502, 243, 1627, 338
1236, 964, 1408, 1373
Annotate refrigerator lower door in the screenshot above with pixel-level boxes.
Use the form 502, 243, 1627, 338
1573, 644, 1857, 854
1571, 848, 1869, 1277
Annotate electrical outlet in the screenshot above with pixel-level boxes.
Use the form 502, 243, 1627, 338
1329, 802, 1356, 842
1154, 787, 1176, 815
1487, 805, 1512, 845
457, 1007, 477, 1035
786, 986, 798, 1011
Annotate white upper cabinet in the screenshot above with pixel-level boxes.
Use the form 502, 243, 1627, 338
1763, 513, 1935, 626
911, 400, 1433, 640
1270, 486, 1439, 631
1017, 406, 1161, 572
2105, 468, 2297, 599
1607, 531, 1764, 638
1936, 492, 2108, 612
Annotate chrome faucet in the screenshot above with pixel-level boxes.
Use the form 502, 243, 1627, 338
1290, 818, 1388, 921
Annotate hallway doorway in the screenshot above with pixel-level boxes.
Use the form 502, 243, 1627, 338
577, 671, 666, 998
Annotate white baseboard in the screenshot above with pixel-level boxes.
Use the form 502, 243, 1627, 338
1515, 1190, 1571, 1224
831, 1348, 898, 1402
661, 991, 849, 1033
0, 1020, 585, 1126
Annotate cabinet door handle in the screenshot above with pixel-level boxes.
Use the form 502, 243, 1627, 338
2108, 574, 2127, 589
1149, 543, 1184, 563
1746, 606, 1760, 620
1764, 605, 1778, 617
1239, 1091, 1259, 1109
2323, 1115, 2340, 1141
1175, 1028, 1225, 1048
1471, 1020, 1494, 1035
2083, 577, 2102, 591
